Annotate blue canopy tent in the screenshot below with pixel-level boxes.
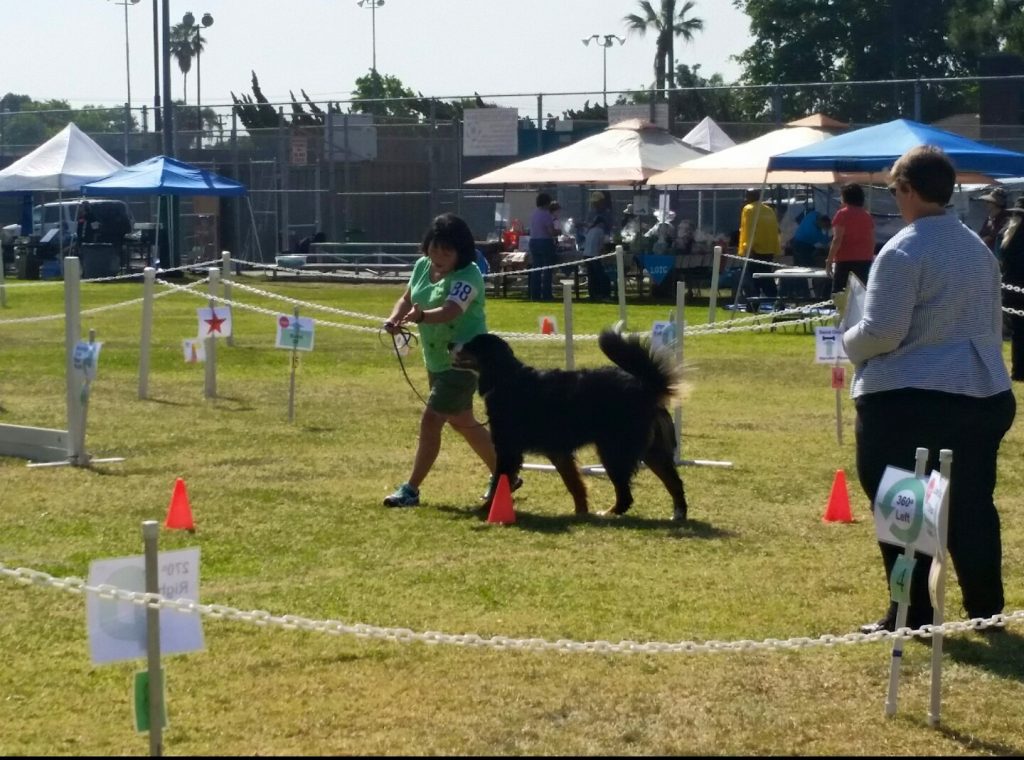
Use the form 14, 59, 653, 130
767, 118, 1024, 178
81, 155, 260, 266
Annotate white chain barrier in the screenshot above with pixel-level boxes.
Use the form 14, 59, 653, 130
1, 562, 1018, 654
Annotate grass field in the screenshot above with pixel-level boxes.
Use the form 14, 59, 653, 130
1, 274, 1022, 755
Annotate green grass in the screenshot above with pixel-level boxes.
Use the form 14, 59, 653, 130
1, 276, 1023, 755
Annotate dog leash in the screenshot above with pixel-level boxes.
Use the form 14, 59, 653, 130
379, 325, 488, 430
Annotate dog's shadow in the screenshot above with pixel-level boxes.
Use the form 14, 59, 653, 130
436, 503, 730, 538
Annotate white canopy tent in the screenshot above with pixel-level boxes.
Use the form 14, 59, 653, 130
681, 117, 735, 153
465, 119, 706, 186
646, 119, 848, 188
0, 122, 122, 193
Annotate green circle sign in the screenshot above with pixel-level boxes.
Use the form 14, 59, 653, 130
879, 476, 925, 544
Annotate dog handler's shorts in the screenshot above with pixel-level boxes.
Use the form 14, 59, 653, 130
427, 368, 478, 415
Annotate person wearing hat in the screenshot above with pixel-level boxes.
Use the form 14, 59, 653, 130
977, 186, 1010, 252
999, 196, 1024, 380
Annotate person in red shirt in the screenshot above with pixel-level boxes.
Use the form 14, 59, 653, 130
825, 183, 876, 293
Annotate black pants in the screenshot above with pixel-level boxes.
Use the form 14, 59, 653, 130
832, 260, 871, 294
736, 254, 777, 301
855, 388, 1015, 626
1004, 286, 1024, 380
528, 238, 555, 300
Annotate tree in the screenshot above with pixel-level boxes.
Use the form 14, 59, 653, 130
623, 1, 705, 98
169, 22, 208, 104
0, 94, 135, 151
731, 0, 983, 122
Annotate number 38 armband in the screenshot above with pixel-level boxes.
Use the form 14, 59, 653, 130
447, 279, 478, 311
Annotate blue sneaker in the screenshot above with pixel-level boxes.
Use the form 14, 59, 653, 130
383, 483, 419, 507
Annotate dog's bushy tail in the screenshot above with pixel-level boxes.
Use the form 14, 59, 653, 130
598, 329, 679, 404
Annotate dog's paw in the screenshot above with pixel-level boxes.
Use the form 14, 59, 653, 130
597, 507, 620, 518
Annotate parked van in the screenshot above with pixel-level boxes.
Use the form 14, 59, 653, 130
32, 198, 134, 246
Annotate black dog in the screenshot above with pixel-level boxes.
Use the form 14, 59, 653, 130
452, 330, 689, 522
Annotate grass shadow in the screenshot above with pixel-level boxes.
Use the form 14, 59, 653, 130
935, 724, 1024, 756
436, 503, 730, 537
139, 397, 187, 407
943, 629, 1024, 683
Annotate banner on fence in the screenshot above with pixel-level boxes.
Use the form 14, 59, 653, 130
463, 108, 519, 156
639, 255, 674, 286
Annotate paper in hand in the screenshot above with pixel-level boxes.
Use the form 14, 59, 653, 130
838, 272, 866, 332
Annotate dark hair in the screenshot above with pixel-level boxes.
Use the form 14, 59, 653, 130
535, 192, 552, 208
421, 213, 476, 269
890, 146, 955, 205
313, 231, 327, 243
840, 183, 865, 207
745, 188, 761, 202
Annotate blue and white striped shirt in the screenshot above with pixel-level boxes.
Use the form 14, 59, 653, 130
843, 213, 1010, 399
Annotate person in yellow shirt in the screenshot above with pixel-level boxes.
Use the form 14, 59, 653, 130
737, 188, 781, 303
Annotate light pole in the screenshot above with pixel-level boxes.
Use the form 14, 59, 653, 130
357, 0, 385, 73
182, 11, 213, 131
109, 0, 141, 114
581, 34, 625, 109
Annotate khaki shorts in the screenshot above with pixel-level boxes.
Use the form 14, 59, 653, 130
427, 368, 478, 415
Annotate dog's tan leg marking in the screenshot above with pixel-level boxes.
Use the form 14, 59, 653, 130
549, 453, 589, 514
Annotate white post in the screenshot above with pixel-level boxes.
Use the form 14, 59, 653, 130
287, 306, 299, 424
204, 268, 220, 399
73, 328, 97, 464
138, 267, 155, 399
674, 280, 686, 461
885, 446, 930, 718
64, 257, 84, 464
221, 251, 234, 347
614, 244, 627, 328
708, 245, 722, 323
561, 280, 575, 370
928, 448, 953, 728
142, 520, 164, 757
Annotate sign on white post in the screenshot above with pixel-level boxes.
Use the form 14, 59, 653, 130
275, 314, 315, 351
814, 327, 848, 364
651, 320, 678, 354
182, 339, 205, 363
72, 341, 102, 381
86, 548, 205, 665
872, 466, 938, 558
197, 306, 232, 339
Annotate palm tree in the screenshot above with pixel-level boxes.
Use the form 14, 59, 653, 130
624, 0, 704, 98
169, 22, 207, 105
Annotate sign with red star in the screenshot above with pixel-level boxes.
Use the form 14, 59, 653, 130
197, 306, 232, 338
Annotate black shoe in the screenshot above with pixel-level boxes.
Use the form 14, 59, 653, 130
859, 618, 893, 635
480, 475, 524, 502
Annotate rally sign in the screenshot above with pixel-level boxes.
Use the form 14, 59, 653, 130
872, 466, 937, 557
814, 327, 848, 364
651, 320, 678, 353
197, 306, 232, 339
275, 314, 314, 351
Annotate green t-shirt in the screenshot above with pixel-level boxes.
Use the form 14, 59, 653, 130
408, 257, 487, 372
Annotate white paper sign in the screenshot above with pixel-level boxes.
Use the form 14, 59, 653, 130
275, 314, 315, 351
182, 339, 205, 364
872, 466, 937, 557
197, 306, 232, 338
814, 327, 848, 364
86, 548, 205, 665
72, 341, 102, 381
651, 320, 678, 353
463, 108, 519, 156
921, 469, 949, 555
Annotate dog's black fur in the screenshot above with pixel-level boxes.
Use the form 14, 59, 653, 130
452, 329, 689, 521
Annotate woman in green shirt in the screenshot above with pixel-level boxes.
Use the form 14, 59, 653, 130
382, 213, 496, 507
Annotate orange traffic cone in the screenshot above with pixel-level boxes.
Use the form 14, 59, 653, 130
165, 477, 196, 533
540, 317, 555, 335
487, 474, 516, 525
823, 469, 853, 523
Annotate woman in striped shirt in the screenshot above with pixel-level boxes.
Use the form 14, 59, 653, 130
843, 146, 1015, 636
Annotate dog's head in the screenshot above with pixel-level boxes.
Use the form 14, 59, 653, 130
449, 333, 519, 377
